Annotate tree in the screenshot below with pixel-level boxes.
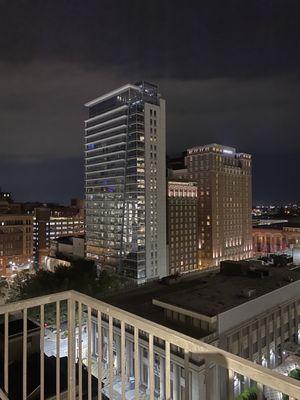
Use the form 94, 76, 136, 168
7, 259, 123, 303
235, 387, 257, 400
6, 259, 126, 325
0, 278, 8, 299
282, 368, 300, 400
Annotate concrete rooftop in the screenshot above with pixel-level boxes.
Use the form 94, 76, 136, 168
104, 266, 300, 339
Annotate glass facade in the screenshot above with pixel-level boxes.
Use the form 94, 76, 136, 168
85, 82, 161, 281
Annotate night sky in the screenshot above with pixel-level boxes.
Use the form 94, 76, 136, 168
0, 0, 300, 204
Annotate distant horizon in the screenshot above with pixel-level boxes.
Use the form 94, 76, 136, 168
1, 150, 299, 205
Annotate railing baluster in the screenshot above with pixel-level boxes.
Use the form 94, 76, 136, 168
257, 382, 263, 400
227, 369, 235, 400
23, 308, 27, 400
205, 360, 211, 400
184, 349, 189, 400
165, 341, 171, 400
148, 334, 154, 400
4, 313, 8, 394
87, 306, 92, 400
67, 298, 76, 400
109, 316, 114, 400
97, 310, 102, 400
3, 291, 300, 400
121, 320, 126, 400
134, 327, 139, 400
40, 305, 45, 400
78, 302, 82, 400
56, 301, 60, 400
0, 388, 9, 400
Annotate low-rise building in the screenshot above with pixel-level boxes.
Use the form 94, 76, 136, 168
0, 275, 299, 400
50, 235, 85, 259
0, 214, 33, 276
99, 265, 300, 399
44, 235, 85, 271
253, 223, 300, 254
33, 206, 85, 269
253, 226, 285, 254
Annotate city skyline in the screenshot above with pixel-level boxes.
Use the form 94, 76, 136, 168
1, 0, 300, 204
1, 3, 300, 398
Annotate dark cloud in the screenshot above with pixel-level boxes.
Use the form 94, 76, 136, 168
1, 0, 300, 79
253, 153, 300, 205
0, 0, 300, 203
0, 154, 83, 204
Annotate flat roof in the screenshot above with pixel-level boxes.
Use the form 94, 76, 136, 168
55, 236, 73, 245
187, 143, 251, 158
53, 234, 84, 245
104, 266, 300, 338
0, 213, 32, 218
84, 84, 140, 107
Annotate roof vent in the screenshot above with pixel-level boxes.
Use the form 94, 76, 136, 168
240, 288, 256, 298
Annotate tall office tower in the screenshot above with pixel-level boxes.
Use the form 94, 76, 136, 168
167, 180, 198, 275
185, 144, 253, 268
84, 82, 167, 283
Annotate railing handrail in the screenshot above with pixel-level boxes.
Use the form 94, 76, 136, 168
0, 388, 9, 400
69, 290, 300, 398
0, 291, 72, 313
1, 289, 300, 398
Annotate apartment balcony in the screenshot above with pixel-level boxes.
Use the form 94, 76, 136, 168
0, 290, 300, 400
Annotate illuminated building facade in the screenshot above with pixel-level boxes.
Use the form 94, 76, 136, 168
84, 82, 167, 283
253, 224, 300, 254
33, 207, 84, 268
0, 214, 33, 276
167, 180, 198, 274
0, 189, 12, 203
185, 144, 253, 267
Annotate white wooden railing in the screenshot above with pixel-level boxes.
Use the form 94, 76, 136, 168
0, 290, 300, 399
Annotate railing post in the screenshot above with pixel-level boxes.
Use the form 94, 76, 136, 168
227, 369, 235, 400
108, 315, 114, 400
165, 341, 171, 400
134, 327, 139, 400
121, 320, 126, 400
184, 350, 190, 400
87, 306, 92, 400
257, 382, 264, 400
23, 308, 27, 400
205, 360, 211, 400
97, 310, 102, 400
78, 302, 82, 400
40, 304, 45, 400
67, 298, 76, 400
266, 316, 270, 366
294, 300, 298, 344
257, 320, 262, 364
148, 334, 154, 400
56, 301, 61, 400
4, 313, 8, 394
